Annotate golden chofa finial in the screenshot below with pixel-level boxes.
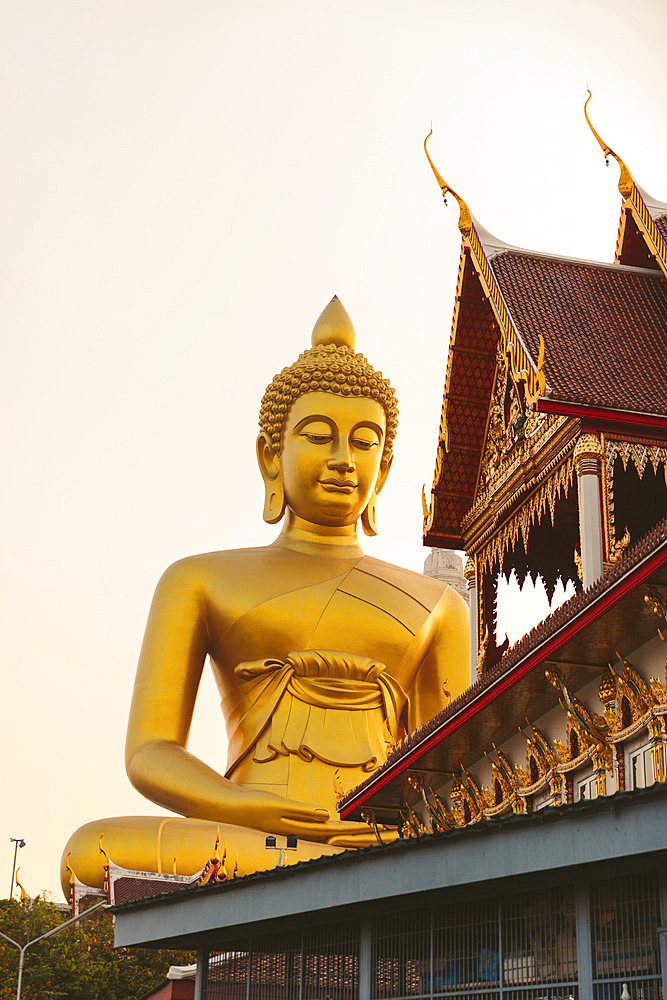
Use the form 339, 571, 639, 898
15, 867, 26, 904
98, 834, 109, 865
311, 295, 356, 349
424, 130, 473, 236
584, 91, 633, 198
65, 851, 75, 887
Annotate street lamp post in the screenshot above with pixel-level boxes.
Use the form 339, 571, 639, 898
0, 899, 108, 1000
8, 839, 25, 900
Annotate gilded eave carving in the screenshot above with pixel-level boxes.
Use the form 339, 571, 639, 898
461, 339, 578, 559
398, 628, 667, 839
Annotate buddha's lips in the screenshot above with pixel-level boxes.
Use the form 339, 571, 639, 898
319, 479, 357, 494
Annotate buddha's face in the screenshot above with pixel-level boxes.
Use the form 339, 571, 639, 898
278, 391, 388, 526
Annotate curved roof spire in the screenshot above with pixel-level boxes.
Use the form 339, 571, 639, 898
584, 91, 633, 197
424, 130, 473, 236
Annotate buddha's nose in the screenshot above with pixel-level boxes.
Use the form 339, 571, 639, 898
328, 441, 355, 472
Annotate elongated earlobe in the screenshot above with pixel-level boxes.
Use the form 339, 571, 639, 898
361, 494, 378, 536
256, 433, 286, 525
361, 456, 392, 537
263, 479, 286, 524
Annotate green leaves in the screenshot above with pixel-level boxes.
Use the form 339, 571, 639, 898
0, 897, 194, 1000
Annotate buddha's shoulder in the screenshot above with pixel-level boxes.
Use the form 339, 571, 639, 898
155, 546, 280, 590
354, 555, 456, 612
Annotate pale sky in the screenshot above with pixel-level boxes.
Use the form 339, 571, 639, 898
2, 0, 666, 900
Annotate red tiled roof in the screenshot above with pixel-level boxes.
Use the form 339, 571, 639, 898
425, 254, 498, 544
656, 213, 667, 242
491, 252, 667, 415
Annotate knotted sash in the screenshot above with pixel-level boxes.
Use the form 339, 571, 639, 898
224, 650, 407, 775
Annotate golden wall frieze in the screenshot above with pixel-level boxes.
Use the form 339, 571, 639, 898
644, 587, 667, 632
605, 526, 631, 570
603, 438, 667, 557
399, 800, 428, 839
547, 668, 613, 773
552, 743, 593, 773
483, 797, 516, 819
516, 774, 550, 798
465, 423, 572, 539
614, 651, 656, 717
469, 411, 571, 529
463, 421, 577, 557
472, 454, 576, 574
606, 711, 653, 745
407, 773, 456, 833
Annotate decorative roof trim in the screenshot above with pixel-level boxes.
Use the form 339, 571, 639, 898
536, 398, 667, 435
424, 133, 545, 404
422, 134, 548, 535
620, 183, 667, 278
422, 244, 467, 536
584, 91, 667, 278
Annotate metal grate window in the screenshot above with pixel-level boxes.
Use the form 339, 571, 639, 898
432, 896, 500, 998
302, 921, 359, 1000
206, 923, 358, 1000
591, 871, 663, 1000
501, 887, 577, 995
204, 869, 663, 1000
206, 948, 251, 1000
371, 909, 430, 999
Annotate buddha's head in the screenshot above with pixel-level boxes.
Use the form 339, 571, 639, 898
257, 296, 398, 535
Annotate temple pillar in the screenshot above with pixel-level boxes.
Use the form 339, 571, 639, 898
464, 556, 477, 685
574, 434, 605, 589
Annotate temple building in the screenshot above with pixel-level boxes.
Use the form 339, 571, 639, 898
111, 106, 667, 1000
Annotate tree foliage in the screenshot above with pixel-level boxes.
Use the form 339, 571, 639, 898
0, 897, 194, 1000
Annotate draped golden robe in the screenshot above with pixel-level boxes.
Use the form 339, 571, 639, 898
171, 547, 471, 809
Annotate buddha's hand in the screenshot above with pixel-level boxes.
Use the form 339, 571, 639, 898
278, 809, 399, 847
233, 787, 395, 846
223, 785, 332, 834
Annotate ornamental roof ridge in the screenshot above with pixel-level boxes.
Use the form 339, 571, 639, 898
473, 218, 527, 259
634, 179, 667, 221
489, 245, 664, 277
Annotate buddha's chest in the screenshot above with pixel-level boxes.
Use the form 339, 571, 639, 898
206, 564, 434, 682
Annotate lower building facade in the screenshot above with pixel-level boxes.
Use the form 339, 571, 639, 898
114, 786, 667, 1000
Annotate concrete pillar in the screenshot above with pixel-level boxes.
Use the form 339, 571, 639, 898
464, 556, 477, 686
359, 918, 372, 1000
659, 868, 667, 1000
574, 434, 605, 589
194, 947, 209, 1000
575, 881, 593, 1000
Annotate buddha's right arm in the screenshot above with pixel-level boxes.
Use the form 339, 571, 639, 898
124, 560, 330, 830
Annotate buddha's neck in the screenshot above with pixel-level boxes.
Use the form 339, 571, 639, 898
274, 512, 364, 559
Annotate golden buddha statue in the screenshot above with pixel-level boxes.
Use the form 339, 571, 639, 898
61, 297, 468, 894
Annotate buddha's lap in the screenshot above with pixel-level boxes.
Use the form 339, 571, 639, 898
229, 751, 380, 816
60, 815, 344, 894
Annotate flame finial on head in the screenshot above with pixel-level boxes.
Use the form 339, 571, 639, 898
311, 295, 356, 349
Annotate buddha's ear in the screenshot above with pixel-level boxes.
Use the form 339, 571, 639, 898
256, 432, 286, 524
374, 454, 393, 496
361, 455, 393, 537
